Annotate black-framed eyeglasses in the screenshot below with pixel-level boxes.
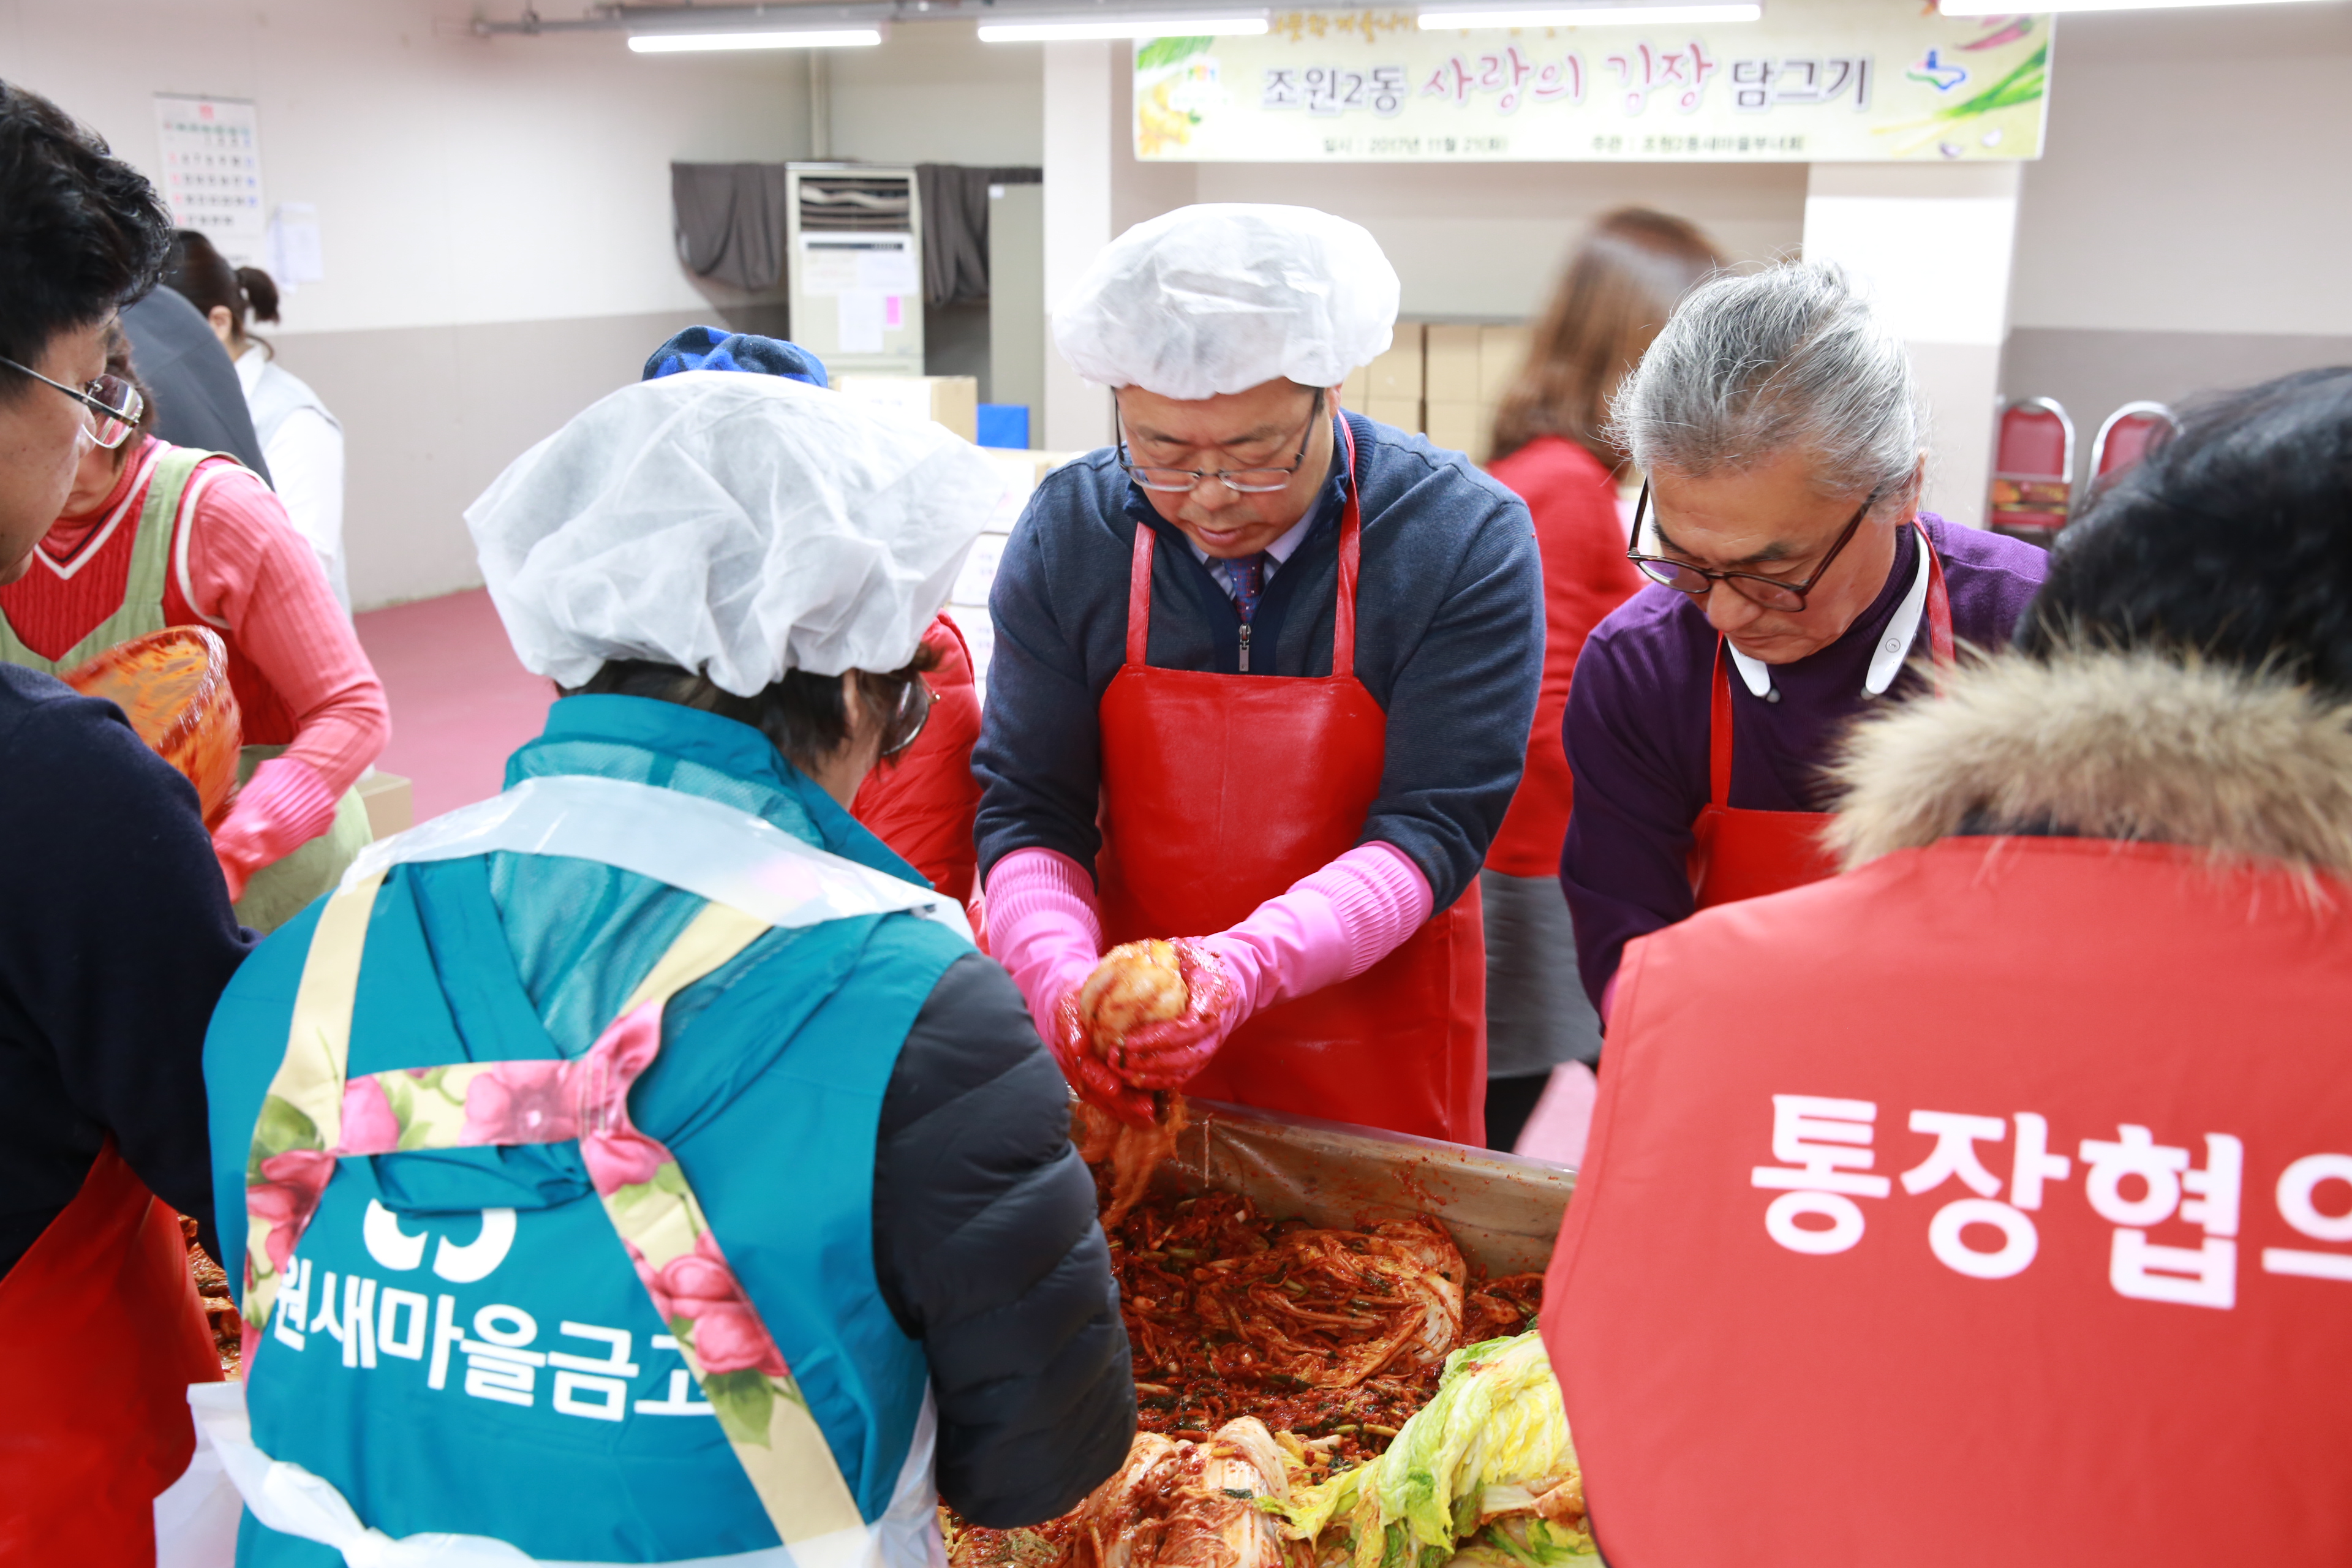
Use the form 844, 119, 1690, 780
0, 356, 144, 450
1114, 387, 1324, 494
1625, 479, 1880, 613
879, 675, 933, 758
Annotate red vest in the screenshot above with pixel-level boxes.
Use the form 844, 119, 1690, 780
850, 611, 982, 905
1544, 835, 2352, 1566
0, 446, 298, 745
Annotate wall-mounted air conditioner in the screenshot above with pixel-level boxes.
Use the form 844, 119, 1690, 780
785, 163, 923, 375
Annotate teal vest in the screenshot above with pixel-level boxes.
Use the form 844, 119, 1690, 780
205, 845, 964, 1562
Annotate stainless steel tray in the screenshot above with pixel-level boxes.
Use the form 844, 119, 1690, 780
1153, 1098, 1576, 1277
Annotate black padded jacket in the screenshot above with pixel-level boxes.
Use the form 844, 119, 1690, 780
872, 952, 1137, 1526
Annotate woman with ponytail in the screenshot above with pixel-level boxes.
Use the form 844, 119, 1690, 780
166, 229, 348, 610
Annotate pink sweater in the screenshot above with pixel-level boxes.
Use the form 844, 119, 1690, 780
38, 441, 388, 798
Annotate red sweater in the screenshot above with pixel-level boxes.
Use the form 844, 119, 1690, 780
1481, 435, 1645, 877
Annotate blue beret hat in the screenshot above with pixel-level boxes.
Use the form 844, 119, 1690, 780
641, 326, 829, 388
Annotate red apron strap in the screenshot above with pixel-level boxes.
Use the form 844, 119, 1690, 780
1124, 522, 1156, 668
1708, 641, 1734, 809
1921, 524, 1954, 668
1332, 415, 1362, 681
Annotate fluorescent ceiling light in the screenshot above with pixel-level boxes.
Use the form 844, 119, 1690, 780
1417, 2, 1760, 26
978, 13, 1270, 40
628, 28, 883, 51
1942, 0, 2313, 11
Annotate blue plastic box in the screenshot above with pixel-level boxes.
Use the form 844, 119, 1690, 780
976, 404, 1030, 450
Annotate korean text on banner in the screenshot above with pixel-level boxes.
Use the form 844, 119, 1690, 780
1133, 0, 2051, 163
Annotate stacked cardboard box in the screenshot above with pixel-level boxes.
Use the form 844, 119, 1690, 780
1343, 324, 1429, 437
1340, 322, 1532, 464
947, 448, 1080, 695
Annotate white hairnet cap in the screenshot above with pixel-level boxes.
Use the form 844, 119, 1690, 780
466, 371, 999, 695
1052, 204, 1400, 401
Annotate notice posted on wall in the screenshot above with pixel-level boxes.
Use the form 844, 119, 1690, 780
267, 201, 325, 289
797, 233, 918, 295
1134, 0, 2050, 163
154, 94, 266, 263
838, 290, 888, 354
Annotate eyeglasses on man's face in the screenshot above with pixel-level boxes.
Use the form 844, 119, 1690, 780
1624, 478, 1881, 613
0, 356, 144, 450
1115, 387, 1325, 495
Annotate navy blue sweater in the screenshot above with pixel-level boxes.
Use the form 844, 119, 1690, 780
974, 412, 1544, 910
0, 663, 252, 1275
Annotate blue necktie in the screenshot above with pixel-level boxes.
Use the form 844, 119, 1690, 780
1231, 552, 1271, 623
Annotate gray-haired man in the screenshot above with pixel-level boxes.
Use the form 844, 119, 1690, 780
1561, 261, 2049, 1019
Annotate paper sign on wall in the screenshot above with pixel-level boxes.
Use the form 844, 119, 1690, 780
798, 234, 917, 296
266, 202, 325, 288
839, 290, 887, 354
154, 94, 266, 263
1134, 0, 2050, 163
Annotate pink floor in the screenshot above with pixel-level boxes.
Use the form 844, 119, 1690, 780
354, 588, 554, 823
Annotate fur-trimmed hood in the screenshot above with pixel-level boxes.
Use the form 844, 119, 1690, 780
1828, 647, 2352, 879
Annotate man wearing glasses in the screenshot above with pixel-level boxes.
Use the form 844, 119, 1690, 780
0, 81, 254, 1556
974, 205, 1542, 1146
1559, 262, 2048, 1021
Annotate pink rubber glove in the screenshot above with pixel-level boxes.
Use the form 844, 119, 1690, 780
1115, 842, 1434, 1090
984, 850, 1150, 1118
1052, 987, 1172, 1128
212, 755, 340, 904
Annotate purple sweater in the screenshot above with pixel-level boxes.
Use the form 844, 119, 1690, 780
1560, 519, 2049, 1013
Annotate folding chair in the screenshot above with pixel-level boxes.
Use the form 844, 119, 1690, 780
2084, 401, 2180, 503
1987, 397, 2075, 546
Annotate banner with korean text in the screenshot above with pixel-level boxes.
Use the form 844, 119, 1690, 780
1133, 0, 2051, 162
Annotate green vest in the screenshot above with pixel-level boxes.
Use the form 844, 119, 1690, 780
0, 446, 214, 675
0, 447, 372, 932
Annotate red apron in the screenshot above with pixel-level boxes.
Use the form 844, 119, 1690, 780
1095, 423, 1486, 1145
0, 1140, 222, 1564
1686, 526, 1952, 910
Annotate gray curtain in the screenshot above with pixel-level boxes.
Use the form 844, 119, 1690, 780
670, 162, 793, 292
914, 165, 1041, 307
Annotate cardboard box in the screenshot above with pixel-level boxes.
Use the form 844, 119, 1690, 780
1365, 398, 1424, 434
1480, 325, 1533, 404
1341, 362, 1371, 409
835, 374, 981, 443
1423, 325, 1482, 404
1366, 324, 1425, 401
358, 771, 413, 839
1423, 399, 1491, 463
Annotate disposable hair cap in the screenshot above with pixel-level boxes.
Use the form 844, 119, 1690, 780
466, 371, 998, 695
1052, 204, 1400, 401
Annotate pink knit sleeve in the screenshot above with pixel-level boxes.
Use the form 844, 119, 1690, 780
1202, 841, 1433, 1016
984, 848, 1106, 1028
179, 459, 389, 797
